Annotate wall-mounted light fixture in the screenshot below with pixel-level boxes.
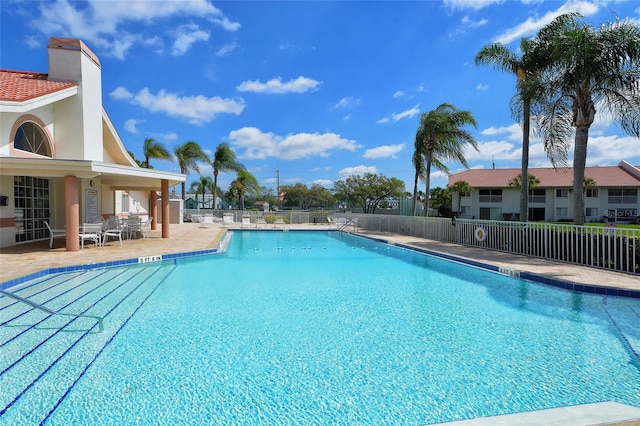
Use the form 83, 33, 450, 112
0, 195, 8, 206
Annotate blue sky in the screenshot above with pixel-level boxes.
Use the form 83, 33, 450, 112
2, 0, 639, 195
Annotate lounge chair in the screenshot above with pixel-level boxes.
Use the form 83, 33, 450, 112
44, 220, 66, 248
80, 222, 103, 248
241, 215, 251, 228
102, 217, 124, 246
274, 216, 285, 228
222, 213, 235, 228
255, 216, 267, 228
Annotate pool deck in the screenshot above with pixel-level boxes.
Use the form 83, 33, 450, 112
1, 222, 639, 425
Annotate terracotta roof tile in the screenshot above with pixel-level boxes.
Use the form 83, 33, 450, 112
0, 69, 77, 102
450, 164, 640, 188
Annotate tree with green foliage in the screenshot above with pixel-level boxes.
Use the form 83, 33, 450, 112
413, 103, 478, 217
448, 180, 472, 216
532, 13, 640, 225
429, 186, 452, 217
174, 141, 209, 201
211, 143, 244, 210
280, 183, 334, 210
333, 173, 405, 214
127, 150, 145, 168
475, 38, 543, 223
507, 174, 540, 189
143, 138, 172, 169
229, 169, 260, 210
190, 175, 215, 209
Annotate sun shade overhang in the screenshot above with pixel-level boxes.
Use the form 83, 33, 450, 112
0, 157, 185, 191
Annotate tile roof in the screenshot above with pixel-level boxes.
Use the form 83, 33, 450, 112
449, 163, 640, 188
0, 70, 77, 102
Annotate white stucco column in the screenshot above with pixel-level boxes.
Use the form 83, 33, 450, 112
64, 175, 80, 251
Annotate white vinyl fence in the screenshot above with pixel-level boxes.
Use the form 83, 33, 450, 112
343, 213, 640, 275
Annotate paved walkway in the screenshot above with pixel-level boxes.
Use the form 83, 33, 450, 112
1, 222, 639, 293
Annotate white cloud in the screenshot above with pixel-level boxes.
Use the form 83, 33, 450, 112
461, 16, 488, 29
494, 1, 599, 44
110, 86, 133, 100
342, 114, 352, 121
480, 123, 522, 141
216, 42, 237, 57
31, 0, 239, 59
153, 132, 178, 142
172, 24, 210, 56
379, 104, 420, 123
228, 127, 360, 160
476, 82, 489, 91
114, 87, 245, 125
335, 96, 361, 109
124, 118, 142, 133
312, 179, 334, 187
393, 91, 405, 99
339, 165, 378, 176
363, 144, 405, 159
25, 35, 40, 49
237, 76, 321, 94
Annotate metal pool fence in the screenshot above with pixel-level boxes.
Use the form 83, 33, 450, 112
342, 214, 639, 275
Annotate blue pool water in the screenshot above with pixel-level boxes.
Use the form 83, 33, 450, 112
1, 231, 639, 425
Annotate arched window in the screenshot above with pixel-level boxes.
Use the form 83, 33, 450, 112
13, 122, 52, 157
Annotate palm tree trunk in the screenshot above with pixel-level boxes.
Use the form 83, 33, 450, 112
573, 126, 589, 225
423, 159, 432, 217
213, 171, 218, 211
411, 172, 419, 216
520, 100, 531, 222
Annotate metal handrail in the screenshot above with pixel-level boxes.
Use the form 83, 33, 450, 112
0, 289, 104, 333
338, 218, 358, 232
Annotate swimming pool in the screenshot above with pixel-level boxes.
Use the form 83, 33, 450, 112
1, 230, 639, 424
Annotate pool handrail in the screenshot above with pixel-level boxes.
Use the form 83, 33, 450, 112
0, 288, 104, 333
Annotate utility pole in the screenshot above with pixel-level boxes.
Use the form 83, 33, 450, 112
276, 169, 281, 209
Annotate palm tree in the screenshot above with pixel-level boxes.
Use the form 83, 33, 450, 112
143, 138, 172, 169
507, 173, 540, 189
410, 148, 426, 216
190, 175, 215, 209
414, 103, 478, 217
229, 169, 260, 210
532, 14, 640, 225
211, 143, 243, 210
174, 141, 209, 201
475, 38, 542, 223
448, 180, 472, 216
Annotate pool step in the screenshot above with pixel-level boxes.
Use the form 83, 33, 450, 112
0, 264, 174, 425
603, 298, 640, 362
0, 268, 136, 348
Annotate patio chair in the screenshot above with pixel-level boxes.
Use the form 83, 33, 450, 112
274, 216, 285, 228
80, 222, 103, 249
102, 217, 124, 246
44, 220, 66, 248
125, 216, 142, 239
140, 217, 152, 238
255, 216, 267, 228
241, 215, 251, 228
222, 213, 235, 228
